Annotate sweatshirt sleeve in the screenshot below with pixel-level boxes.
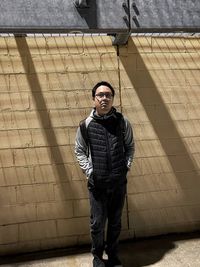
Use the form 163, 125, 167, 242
124, 117, 135, 169
74, 126, 93, 179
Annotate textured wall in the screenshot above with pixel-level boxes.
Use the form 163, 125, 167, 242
119, 36, 200, 237
0, 35, 200, 255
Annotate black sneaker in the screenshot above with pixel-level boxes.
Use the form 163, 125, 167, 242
108, 256, 123, 267
93, 256, 106, 267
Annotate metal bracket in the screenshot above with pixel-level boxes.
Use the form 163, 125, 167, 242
111, 32, 131, 46
0, 0, 198, 43
111, 1, 131, 46
74, 0, 89, 8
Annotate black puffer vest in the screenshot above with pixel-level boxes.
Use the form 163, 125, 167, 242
87, 110, 127, 187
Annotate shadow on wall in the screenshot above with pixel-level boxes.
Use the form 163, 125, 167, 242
14, 37, 91, 246
119, 37, 200, 180
15, 36, 78, 195
118, 37, 200, 233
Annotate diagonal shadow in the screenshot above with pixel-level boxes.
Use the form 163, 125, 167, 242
15, 36, 77, 199
117, 37, 200, 265
119, 38, 200, 186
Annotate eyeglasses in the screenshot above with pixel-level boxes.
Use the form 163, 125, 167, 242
95, 92, 113, 100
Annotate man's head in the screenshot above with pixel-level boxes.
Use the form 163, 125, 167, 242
92, 81, 115, 116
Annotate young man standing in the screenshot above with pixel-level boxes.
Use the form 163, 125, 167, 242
75, 81, 134, 267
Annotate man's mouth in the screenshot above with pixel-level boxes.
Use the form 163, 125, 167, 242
101, 102, 108, 107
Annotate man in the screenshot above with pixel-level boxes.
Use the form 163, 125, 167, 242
75, 81, 134, 267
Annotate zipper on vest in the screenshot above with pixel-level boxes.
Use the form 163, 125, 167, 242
103, 126, 112, 172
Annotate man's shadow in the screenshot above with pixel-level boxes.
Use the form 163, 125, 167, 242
119, 237, 175, 267
119, 232, 200, 267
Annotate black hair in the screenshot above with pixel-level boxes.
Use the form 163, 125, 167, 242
92, 81, 115, 98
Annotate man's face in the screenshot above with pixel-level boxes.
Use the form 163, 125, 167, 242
93, 85, 114, 115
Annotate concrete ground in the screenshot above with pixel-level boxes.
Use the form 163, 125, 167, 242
1, 232, 200, 267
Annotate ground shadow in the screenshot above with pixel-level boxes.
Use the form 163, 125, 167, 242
119, 235, 176, 267
0, 244, 91, 265
1, 232, 200, 265
119, 231, 200, 267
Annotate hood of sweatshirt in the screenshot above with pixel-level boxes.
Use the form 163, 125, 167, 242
90, 107, 118, 121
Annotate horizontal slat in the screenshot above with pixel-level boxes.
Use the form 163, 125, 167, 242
0, 0, 199, 34
0, 0, 128, 32
131, 0, 200, 31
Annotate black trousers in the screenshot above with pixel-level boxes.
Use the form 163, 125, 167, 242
89, 184, 126, 258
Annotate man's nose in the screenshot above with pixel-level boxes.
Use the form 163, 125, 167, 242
102, 94, 107, 99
